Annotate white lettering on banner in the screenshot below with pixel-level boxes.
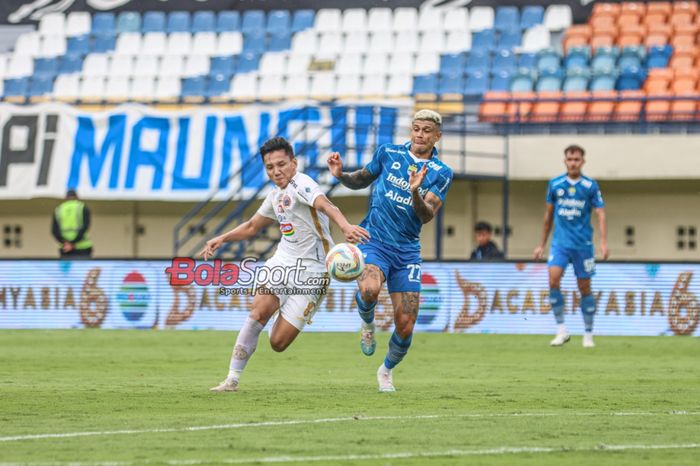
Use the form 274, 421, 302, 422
0, 102, 407, 201
0, 261, 698, 336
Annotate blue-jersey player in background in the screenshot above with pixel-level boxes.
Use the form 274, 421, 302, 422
327, 109, 453, 392
534, 144, 609, 348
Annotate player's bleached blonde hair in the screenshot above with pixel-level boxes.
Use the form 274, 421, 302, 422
413, 109, 442, 127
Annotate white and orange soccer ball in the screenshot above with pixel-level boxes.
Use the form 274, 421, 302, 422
325, 243, 365, 282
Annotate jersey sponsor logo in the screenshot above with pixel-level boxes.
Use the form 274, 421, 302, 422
557, 188, 565, 197
385, 189, 413, 206
391, 161, 401, 170
557, 198, 585, 219
280, 223, 295, 236
384, 147, 404, 154
427, 160, 442, 171
582, 179, 593, 188
386, 173, 428, 196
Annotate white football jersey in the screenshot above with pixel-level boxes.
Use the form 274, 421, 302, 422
257, 172, 334, 273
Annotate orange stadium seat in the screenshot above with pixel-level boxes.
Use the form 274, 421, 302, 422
479, 91, 510, 123
645, 90, 672, 121
670, 91, 699, 120
621, 2, 646, 17
647, 1, 672, 17
672, 68, 697, 93
591, 32, 616, 50
564, 34, 589, 52
617, 13, 641, 28
507, 91, 536, 122
591, 15, 616, 29
618, 24, 645, 47
592, 2, 621, 19
644, 13, 669, 28
669, 45, 698, 70
673, 1, 698, 15
531, 91, 562, 122
669, 11, 694, 26
559, 91, 590, 122
673, 22, 699, 35
645, 24, 671, 46
587, 90, 617, 121
671, 32, 696, 49
614, 90, 645, 121
645, 68, 673, 93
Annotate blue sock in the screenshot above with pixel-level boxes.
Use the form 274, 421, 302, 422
549, 288, 565, 324
355, 290, 376, 324
581, 294, 596, 332
384, 332, 413, 369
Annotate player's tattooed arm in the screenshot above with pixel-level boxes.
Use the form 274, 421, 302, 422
411, 191, 442, 224
338, 168, 377, 190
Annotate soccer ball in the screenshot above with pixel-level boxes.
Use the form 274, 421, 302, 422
325, 243, 365, 282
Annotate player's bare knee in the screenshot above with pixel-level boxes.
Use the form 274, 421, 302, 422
269, 337, 290, 352
394, 315, 416, 337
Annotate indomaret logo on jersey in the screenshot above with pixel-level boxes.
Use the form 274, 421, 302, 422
557, 198, 586, 219
386, 173, 428, 196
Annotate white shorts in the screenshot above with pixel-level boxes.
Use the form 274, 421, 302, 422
261, 256, 328, 331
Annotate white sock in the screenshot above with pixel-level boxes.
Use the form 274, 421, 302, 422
227, 317, 264, 381
558, 324, 568, 334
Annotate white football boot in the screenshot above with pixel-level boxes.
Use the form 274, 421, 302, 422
377, 364, 395, 392
209, 378, 239, 392
582, 332, 595, 348
550, 327, 571, 347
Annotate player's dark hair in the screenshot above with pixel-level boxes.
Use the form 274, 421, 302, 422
474, 221, 493, 233
564, 144, 585, 157
260, 137, 294, 162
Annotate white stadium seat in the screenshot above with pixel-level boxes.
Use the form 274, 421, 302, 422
258, 75, 284, 100
413, 52, 440, 75
53, 74, 80, 100
14, 33, 40, 56
443, 8, 469, 33
108, 55, 133, 78
335, 74, 360, 98
386, 74, 412, 96
309, 73, 336, 99
521, 25, 551, 52
469, 6, 495, 32
159, 55, 184, 77
388, 52, 414, 74
115, 33, 142, 56
216, 32, 243, 56
291, 30, 318, 56
368, 31, 394, 54
394, 30, 418, 53
166, 32, 192, 56
362, 53, 388, 76
367, 8, 392, 32
343, 31, 369, 54
142, 32, 167, 56
259, 52, 288, 77
342, 9, 367, 32
66, 12, 91, 37
192, 32, 218, 56
419, 30, 446, 53
38, 35, 67, 57
129, 76, 156, 101
544, 4, 573, 32
315, 9, 342, 33
393, 8, 418, 32
286, 54, 311, 74
318, 32, 343, 56
336, 53, 363, 76
6, 55, 33, 78
183, 55, 209, 77
104, 76, 129, 102
283, 74, 310, 98
82, 54, 110, 77
360, 74, 386, 97
231, 73, 258, 101
39, 13, 65, 36
444, 30, 472, 53
418, 7, 443, 32
79, 76, 105, 101
155, 77, 181, 101
133, 55, 159, 78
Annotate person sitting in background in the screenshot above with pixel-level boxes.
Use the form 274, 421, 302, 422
52, 189, 93, 258
470, 221, 504, 261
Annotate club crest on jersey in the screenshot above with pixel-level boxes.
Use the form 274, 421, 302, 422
568, 187, 576, 196
408, 164, 418, 173
277, 204, 284, 214
280, 223, 295, 236
282, 195, 292, 208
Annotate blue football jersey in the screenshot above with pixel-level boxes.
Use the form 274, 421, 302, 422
546, 174, 605, 250
361, 142, 453, 252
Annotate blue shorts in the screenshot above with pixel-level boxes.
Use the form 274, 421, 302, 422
358, 238, 422, 293
548, 245, 596, 279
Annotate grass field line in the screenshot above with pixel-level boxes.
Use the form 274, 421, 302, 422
1, 411, 698, 443
0, 443, 699, 465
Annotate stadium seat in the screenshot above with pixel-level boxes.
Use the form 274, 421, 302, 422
645, 23, 671, 47
316, 32, 342, 57
241, 10, 265, 35
613, 89, 644, 120
419, 30, 446, 53
142, 12, 166, 33
142, 32, 167, 56
342, 31, 368, 54
531, 91, 562, 122
3, 78, 28, 101
362, 53, 388, 77
440, 53, 465, 74
336, 74, 361, 98
389, 52, 414, 74
466, 48, 490, 73
92, 33, 116, 53
266, 10, 291, 33
207, 73, 230, 98
82, 54, 109, 77
464, 70, 489, 97
559, 90, 590, 121
590, 72, 616, 92
586, 90, 617, 121
104, 76, 129, 102
517, 52, 537, 69
386, 73, 412, 96
209, 55, 236, 78
563, 68, 590, 92
341, 8, 366, 32
336, 53, 362, 76
217, 11, 240, 32
291, 30, 317, 55
217, 32, 243, 56
39, 35, 67, 58
491, 69, 513, 91
14, 33, 40, 56
167, 11, 191, 33
191, 32, 217, 56
192, 11, 216, 32
394, 30, 419, 53
129, 76, 156, 101
544, 4, 572, 31
182, 76, 206, 102
53, 74, 80, 100
116, 12, 141, 33
617, 24, 645, 48
670, 90, 698, 120
243, 30, 266, 54
236, 52, 260, 73
617, 66, 645, 90
647, 1, 672, 17
497, 27, 521, 49
6, 55, 33, 78
361, 74, 387, 98
155, 77, 181, 102
393, 7, 418, 32
438, 71, 464, 99
283, 74, 310, 98
644, 68, 673, 93
645, 90, 672, 121
309, 73, 336, 99
133, 55, 159, 78
492, 49, 516, 72
521, 25, 551, 52
316, 9, 342, 33
564, 46, 590, 71
563, 25, 591, 52
291, 9, 314, 32
479, 91, 510, 123
669, 45, 697, 70
444, 30, 472, 53
34, 57, 58, 79
537, 69, 563, 92
368, 31, 394, 54
443, 8, 469, 33
507, 91, 536, 122
39, 13, 64, 36
59, 54, 83, 74
160, 55, 185, 77
107, 54, 133, 78
521, 6, 544, 30
510, 70, 535, 92
417, 8, 443, 33
618, 47, 644, 70
536, 49, 561, 74
66, 12, 91, 37
469, 7, 495, 32
413, 74, 438, 99
617, 12, 640, 29
621, 2, 646, 17
591, 47, 619, 74
672, 68, 696, 94
115, 33, 142, 56
592, 2, 620, 18
79, 76, 105, 102
92, 13, 116, 35
495, 6, 519, 32
166, 32, 192, 56
67, 35, 89, 55
183, 55, 210, 77
472, 29, 495, 50
259, 52, 287, 76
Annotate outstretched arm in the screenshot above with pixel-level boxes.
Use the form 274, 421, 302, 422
313, 195, 371, 243
327, 152, 377, 190
534, 204, 554, 260
596, 207, 609, 260
412, 191, 442, 224
200, 214, 274, 260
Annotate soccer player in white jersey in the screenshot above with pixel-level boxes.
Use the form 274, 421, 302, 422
534, 144, 609, 348
328, 110, 453, 392
202, 137, 370, 392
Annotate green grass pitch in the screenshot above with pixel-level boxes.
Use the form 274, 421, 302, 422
1, 330, 698, 465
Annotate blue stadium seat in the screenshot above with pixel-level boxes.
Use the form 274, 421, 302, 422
59, 54, 83, 74
192, 11, 216, 32
466, 48, 490, 72
438, 72, 464, 95
291, 10, 314, 33
267, 30, 291, 52
590, 73, 616, 92
536, 68, 563, 92
182, 77, 207, 98
210, 56, 236, 77
491, 69, 513, 91
563, 69, 589, 92
34, 58, 59, 79
413, 74, 438, 96
564, 46, 590, 71
237, 52, 260, 73
92, 33, 116, 53
510, 70, 535, 92
243, 31, 266, 53
440, 53, 466, 74
217, 11, 240, 32
4, 78, 29, 97
617, 66, 645, 90
520, 6, 544, 29
464, 70, 489, 97
207, 74, 229, 97
67, 35, 90, 55
492, 49, 516, 72
266, 10, 290, 32
92, 12, 115, 35
116, 11, 141, 33
242, 10, 265, 35
497, 27, 521, 49
517, 52, 537, 69
167, 11, 191, 33
618, 54, 642, 72
28, 76, 53, 97
647, 45, 672, 69
142, 11, 166, 32
591, 53, 617, 75
536, 49, 561, 74
472, 29, 495, 50
495, 6, 519, 32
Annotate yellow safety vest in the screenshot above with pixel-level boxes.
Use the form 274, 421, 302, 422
55, 200, 93, 250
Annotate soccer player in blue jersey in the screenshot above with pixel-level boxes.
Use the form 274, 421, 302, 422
327, 109, 453, 391
534, 145, 609, 348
